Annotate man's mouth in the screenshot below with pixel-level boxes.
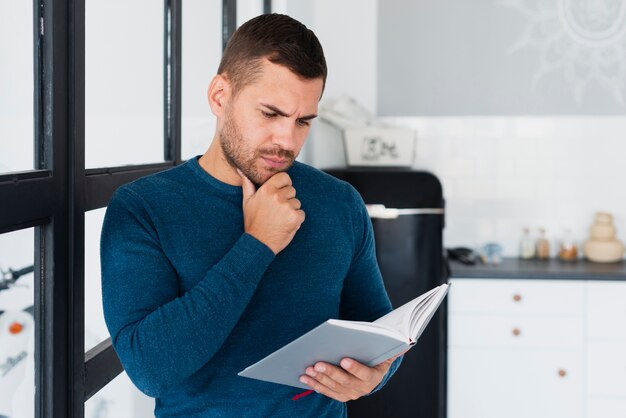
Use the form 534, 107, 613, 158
261, 156, 289, 169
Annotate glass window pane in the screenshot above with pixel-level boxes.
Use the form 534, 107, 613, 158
0, 228, 34, 417
85, 208, 108, 353
0, 2, 34, 173
85, 371, 154, 418
85, 208, 154, 415
85, 1, 164, 169
236, 0, 264, 28
85, 209, 154, 417
181, 0, 222, 161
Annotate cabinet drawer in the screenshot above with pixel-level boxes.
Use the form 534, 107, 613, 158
449, 315, 583, 349
449, 279, 584, 315
586, 281, 626, 340
448, 348, 583, 418
587, 398, 626, 418
587, 341, 626, 397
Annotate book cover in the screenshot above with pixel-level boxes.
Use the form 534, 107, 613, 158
238, 283, 449, 389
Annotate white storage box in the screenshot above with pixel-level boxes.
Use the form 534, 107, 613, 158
343, 126, 416, 167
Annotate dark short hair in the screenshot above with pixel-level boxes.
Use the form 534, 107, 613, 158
217, 14, 327, 96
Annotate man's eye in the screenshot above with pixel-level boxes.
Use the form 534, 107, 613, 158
261, 111, 277, 119
296, 119, 310, 127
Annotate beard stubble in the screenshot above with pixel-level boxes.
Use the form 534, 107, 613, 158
220, 111, 296, 188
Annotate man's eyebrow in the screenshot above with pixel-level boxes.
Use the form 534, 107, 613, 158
260, 103, 318, 120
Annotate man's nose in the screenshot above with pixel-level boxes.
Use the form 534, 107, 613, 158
271, 119, 298, 152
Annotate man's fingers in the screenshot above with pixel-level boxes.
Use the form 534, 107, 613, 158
237, 169, 256, 200
308, 364, 352, 387
238, 168, 303, 254
299, 375, 353, 403
299, 358, 396, 402
340, 358, 375, 382
289, 198, 302, 210
265, 171, 292, 189
278, 185, 297, 200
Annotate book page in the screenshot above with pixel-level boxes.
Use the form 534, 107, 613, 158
373, 286, 440, 338
408, 284, 449, 341
326, 319, 406, 342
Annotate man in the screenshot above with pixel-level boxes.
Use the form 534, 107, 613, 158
101, 13, 401, 417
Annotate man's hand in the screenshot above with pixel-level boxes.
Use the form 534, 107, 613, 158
299, 353, 403, 403
239, 170, 305, 255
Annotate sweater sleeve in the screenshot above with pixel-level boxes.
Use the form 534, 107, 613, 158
338, 186, 402, 394
100, 187, 275, 398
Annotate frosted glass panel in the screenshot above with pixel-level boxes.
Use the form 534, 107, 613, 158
236, 0, 264, 27
0, 1, 34, 173
0, 228, 34, 418
86, 1, 164, 168
85, 208, 108, 353
84, 210, 155, 417
181, 0, 222, 160
85, 371, 154, 418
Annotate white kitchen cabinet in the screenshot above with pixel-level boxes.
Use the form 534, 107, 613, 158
449, 315, 583, 349
449, 279, 585, 315
447, 278, 624, 418
448, 348, 583, 418
586, 281, 626, 340
586, 341, 626, 398
586, 280, 626, 417
449, 278, 626, 418
587, 398, 626, 418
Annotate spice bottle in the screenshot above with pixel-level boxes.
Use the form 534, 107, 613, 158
536, 228, 550, 259
559, 228, 578, 261
519, 227, 535, 259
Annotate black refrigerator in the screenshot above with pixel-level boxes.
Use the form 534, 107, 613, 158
325, 168, 448, 418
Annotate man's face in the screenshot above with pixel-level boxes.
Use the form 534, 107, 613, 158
219, 59, 324, 187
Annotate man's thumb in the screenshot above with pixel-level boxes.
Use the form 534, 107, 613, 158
237, 168, 256, 200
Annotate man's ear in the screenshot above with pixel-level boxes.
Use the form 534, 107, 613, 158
207, 74, 231, 117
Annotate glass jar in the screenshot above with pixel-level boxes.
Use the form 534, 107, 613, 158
559, 229, 578, 261
519, 227, 535, 259
536, 228, 550, 260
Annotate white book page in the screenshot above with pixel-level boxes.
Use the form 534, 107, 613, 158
373, 286, 440, 338
408, 284, 449, 341
327, 319, 406, 342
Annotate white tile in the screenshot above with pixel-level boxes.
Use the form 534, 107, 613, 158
495, 158, 516, 177
495, 138, 518, 158
474, 158, 498, 178
496, 177, 534, 200
513, 158, 544, 178
512, 117, 557, 139
440, 157, 475, 178
455, 178, 494, 200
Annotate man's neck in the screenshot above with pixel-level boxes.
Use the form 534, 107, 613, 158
198, 140, 242, 187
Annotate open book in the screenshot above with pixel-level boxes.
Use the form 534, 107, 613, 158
238, 283, 449, 389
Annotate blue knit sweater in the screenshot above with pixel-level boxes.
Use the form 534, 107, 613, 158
100, 157, 400, 417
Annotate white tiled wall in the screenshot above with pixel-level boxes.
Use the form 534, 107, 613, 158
308, 116, 626, 258
381, 116, 626, 257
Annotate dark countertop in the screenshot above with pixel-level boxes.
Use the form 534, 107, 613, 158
448, 257, 626, 281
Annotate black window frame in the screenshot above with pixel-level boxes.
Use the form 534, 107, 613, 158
0, 0, 273, 416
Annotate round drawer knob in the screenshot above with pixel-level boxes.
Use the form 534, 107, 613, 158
513, 293, 522, 302
512, 328, 521, 336
558, 369, 567, 378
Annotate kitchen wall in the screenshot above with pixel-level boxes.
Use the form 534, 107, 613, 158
383, 116, 626, 257
300, 0, 626, 258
